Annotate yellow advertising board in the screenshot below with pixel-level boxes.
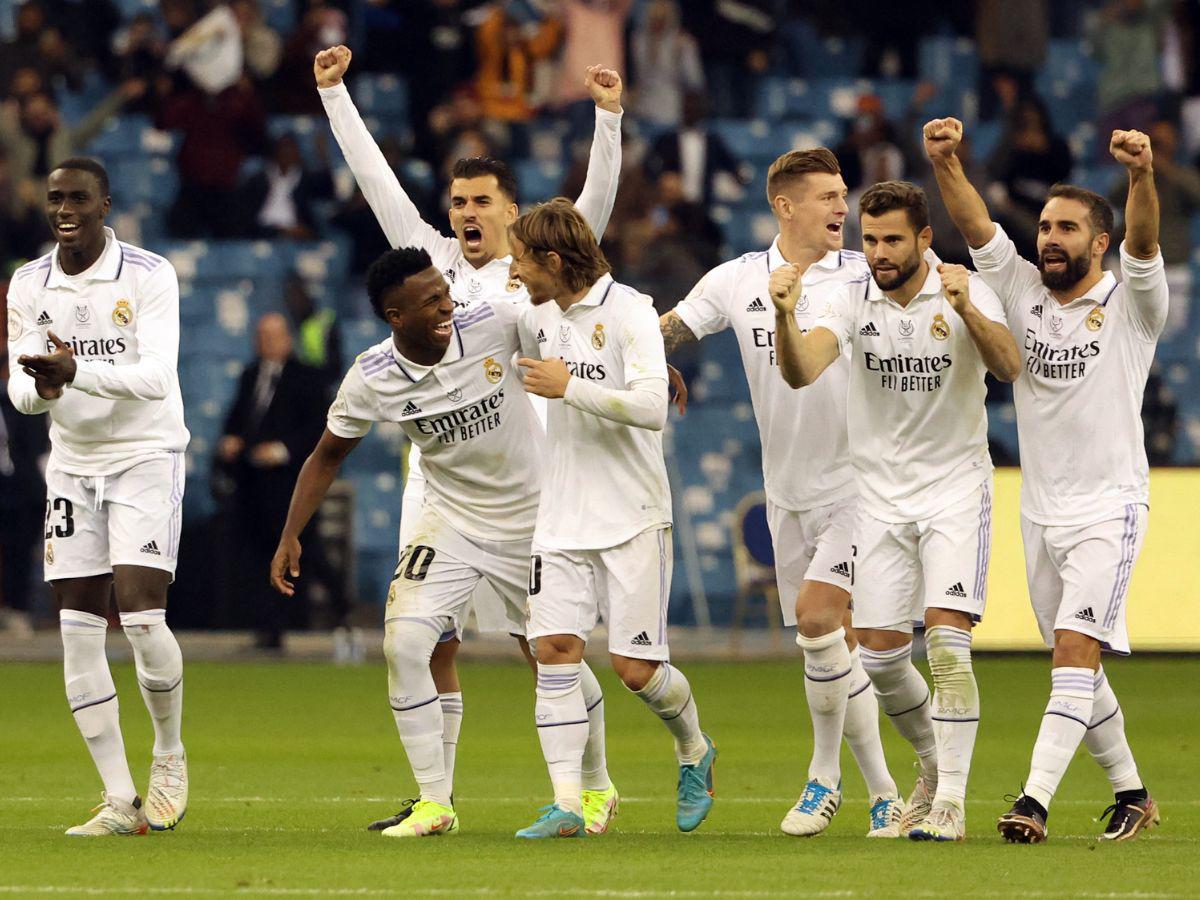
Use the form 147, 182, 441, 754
977, 468, 1200, 651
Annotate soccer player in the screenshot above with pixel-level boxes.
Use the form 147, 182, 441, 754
509, 198, 716, 839
773, 181, 1021, 841
315, 47, 622, 829
924, 118, 1164, 843
659, 148, 902, 837
7, 158, 190, 835
270, 246, 617, 837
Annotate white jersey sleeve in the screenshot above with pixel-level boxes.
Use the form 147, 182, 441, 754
673, 264, 735, 338
517, 306, 540, 360
563, 375, 667, 430
1118, 242, 1169, 342
967, 273, 1008, 325
813, 282, 859, 350
6, 275, 56, 415
69, 260, 179, 401
968, 222, 1043, 316
621, 297, 669, 384
573, 108, 623, 240
319, 82, 457, 263
327, 359, 379, 439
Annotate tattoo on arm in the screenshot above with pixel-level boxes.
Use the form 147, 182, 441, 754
660, 311, 698, 356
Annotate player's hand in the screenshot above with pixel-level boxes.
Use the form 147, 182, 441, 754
923, 117, 963, 162
270, 535, 302, 596
33, 374, 64, 400
18, 331, 76, 387
1110, 129, 1153, 172
518, 356, 571, 399
314, 45, 351, 89
937, 263, 971, 314
768, 264, 803, 315
584, 65, 623, 114
667, 364, 688, 415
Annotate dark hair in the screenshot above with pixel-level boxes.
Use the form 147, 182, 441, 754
51, 157, 109, 198
766, 147, 840, 203
366, 247, 434, 322
1046, 184, 1114, 236
511, 197, 611, 294
859, 180, 930, 232
450, 156, 518, 202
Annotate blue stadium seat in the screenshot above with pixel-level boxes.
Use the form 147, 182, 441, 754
919, 36, 980, 89
107, 156, 178, 209
261, 0, 296, 35
351, 73, 410, 121
711, 206, 778, 256
266, 115, 332, 169
514, 159, 564, 204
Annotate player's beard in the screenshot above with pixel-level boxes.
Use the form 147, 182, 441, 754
870, 251, 922, 293
1038, 247, 1091, 290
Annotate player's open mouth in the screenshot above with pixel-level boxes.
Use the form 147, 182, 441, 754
434, 319, 453, 337
826, 222, 842, 234
1041, 253, 1066, 267
463, 225, 483, 249
56, 222, 80, 236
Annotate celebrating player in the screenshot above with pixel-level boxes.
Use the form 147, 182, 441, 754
315, 47, 623, 830
510, 198, 716, 838
7, 159, 190, 835
925, 118, 1164, 843
773, 181, 1020, 841
659, 148, 902, 837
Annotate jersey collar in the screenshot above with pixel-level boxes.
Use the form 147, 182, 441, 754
1069, 271, 1119, 308
45, 227, 123, 289
767, 236, 843, 274
570, 273, 615, 308
389, 323, 465, 383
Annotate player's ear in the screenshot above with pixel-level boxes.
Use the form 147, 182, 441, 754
771, 194, 791, 222
101, 195, 112, 217
1094, 230, 1110, 258
917, 225, 933, 252
504, 201, 518, 225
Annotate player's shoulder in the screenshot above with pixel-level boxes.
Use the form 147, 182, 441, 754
118, 242, 172, 277
453, 296, 507, 332
826, 249, 871, 282
605, 278, 654, 309
9, 251, 55, 293
353, 338, 396, 382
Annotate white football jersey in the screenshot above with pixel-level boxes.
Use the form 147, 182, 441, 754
518, 275, 672, 550
815, 261, 1006, 523
675, 239, 865, 512
970, 225, 1168, 526
6, 228, 189, 475
327, 299, 543, 542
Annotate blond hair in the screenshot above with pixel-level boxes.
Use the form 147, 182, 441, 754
766, 147, 840, 204
511, 197, 611, 293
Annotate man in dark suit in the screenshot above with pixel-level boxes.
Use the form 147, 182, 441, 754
215, 312, 332, 648
646, 92, 745, 206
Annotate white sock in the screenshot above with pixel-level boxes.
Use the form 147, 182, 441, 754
578, 661, 611, 791
925, 626, 980, 806
535, 663, 587, 816
796, 627, 851, 785
61, 610, 138, 804
859, 642, 937, 782
634, 663, 707, 765
1085, 667, 1143, 794
119, 609, 184, 756
1024, 666, 1094, 809
439, 693, 463, 797
843, 645, 898, 798
384, 618, 450, 807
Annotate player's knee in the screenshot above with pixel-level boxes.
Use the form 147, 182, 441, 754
613, 657, 658, 692
796, 609, 841, 639
855, 628, 910, 653
384, 618, 444, 684
535, 634, 580, 664
1052, 629, 1101, 670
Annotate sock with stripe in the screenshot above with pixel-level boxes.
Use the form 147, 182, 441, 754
842, 645, 899, 798
578, 661, 611, 791
925, 625, 979, 806
384, 618, 450, 807
634, 663, 707, 765
859, 642, 938, 782
535, 663, 587, 816
438, 692, 463, 797
1084, 667, 1143, 794
61, 610, 138, 804
119, 609, 184, 756
1024, 666, 1094, 810
796, 627, 851, 785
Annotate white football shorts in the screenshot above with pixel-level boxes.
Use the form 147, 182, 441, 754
1021, 504, 1147, 656
851, 479, 992, 632
766, 496, 856, 625
526, 526, 672, 661
43, 453, 185, 581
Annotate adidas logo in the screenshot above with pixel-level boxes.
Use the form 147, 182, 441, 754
859, 321, 880, 336
37, 310, 52, 325
1074, 606, 1096, 624
829, 561, 851, 578
140, 541, 161, 556
746, 297, 767, 312
401, 400, 422, 416
536, 328, 547, 344
945, 582, 967, 598
630, 631, 652, 646
1030, 304, 1043, 319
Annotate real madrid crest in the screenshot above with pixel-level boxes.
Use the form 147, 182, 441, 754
1085, 308, 1105, 332
506, 276, 521, 292
112, 299, 133, 327
930, 313, 951, 341
591, 323, 606, 350
45, 542, 54, 565
483, 356, 503, 384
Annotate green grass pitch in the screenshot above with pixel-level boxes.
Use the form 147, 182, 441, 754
1, 654, 1195, 898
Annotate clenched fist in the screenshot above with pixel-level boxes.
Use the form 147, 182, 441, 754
1110, 129, 1153, 173
923, 117, 963, 162
768, 264, 803, 315
518, 356, 572, 399
314, 45, 351, 89
937, 263, 971, 314
584, 65, 623, 114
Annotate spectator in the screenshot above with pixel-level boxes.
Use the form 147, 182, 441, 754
554, 0, 632, 138
1142, 361, 1178, 466
283, 273, 342, 388
0, 1, 84, 96
975, 0, 1048, 120
629, 0, 704, 129
231, 0, 282, 85
835, 93, 905, 191
0, 146, 48, 269
1092, 0, 1173, 141
155, 74, 266, 238
214, 313, 331, 650
683, 0, 775, 117
245, 132, 334, 240
473, 2, 561, 140
45, 0, 122, 80
392, 0, 475, 145
112, 11, 168, 102
646, 93, 745, 206
164, 1, 243, 96
270, 4, 348, 115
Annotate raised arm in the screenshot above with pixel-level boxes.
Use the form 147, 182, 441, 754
938, 264, 1021, 382
1110, 129, 1159, 259
574, 66, 624, 239
924, 117, 997, 250
771, 265, 841, 389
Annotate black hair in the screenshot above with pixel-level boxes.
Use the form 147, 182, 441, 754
450, 156, 518, 202
365, 247, 435, 322
1046, 184, 1115, 237
51, 157, 110, 198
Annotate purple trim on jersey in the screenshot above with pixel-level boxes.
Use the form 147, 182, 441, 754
15, 257, 52, 281
454, 304, 494, 329
1104, 505, 1139, 630
360, 350, 401, 380
454, 321, 464, 356
121, 245, 163, 265
115, 245, 124, 279
1099, 282, 1120, 308
657, 528, 668, 645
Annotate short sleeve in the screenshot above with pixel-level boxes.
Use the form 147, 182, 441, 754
1118, 242, 1169, 342
486, 299, 524, 355
326, 360, 378, 439
967, 222, 1042, 315
673, 264, 734, 338
967, 274, 1008, 325
620, 299, 669, 385
813, 283, 858, 350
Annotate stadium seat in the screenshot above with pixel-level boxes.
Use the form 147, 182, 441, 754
351, 73, 410, 121
918, 36, 980, 89
729, 490, 781, 630
513, 159, 564, 205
